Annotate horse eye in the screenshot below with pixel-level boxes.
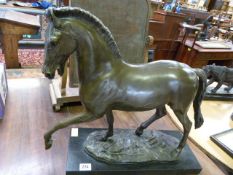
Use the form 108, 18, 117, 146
50, 40, 56, 47
50, 36, 58, 46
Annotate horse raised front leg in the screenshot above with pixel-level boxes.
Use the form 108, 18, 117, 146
135, 105, 167, 136
44, 112, 96, 149
100, 110, 114, 141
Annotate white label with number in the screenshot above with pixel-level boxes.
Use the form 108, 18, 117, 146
79, 163, 92, 171
71, 128, 79, 137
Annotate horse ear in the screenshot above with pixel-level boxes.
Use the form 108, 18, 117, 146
46, 7, 62, 28
45, 7, 53, 20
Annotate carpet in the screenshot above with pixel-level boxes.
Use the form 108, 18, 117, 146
0, 48, 44, 68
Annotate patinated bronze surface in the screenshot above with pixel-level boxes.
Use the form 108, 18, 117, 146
42, 7, 207, 161
203, 64, 233, 93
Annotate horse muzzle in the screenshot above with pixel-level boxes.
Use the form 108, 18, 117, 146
42, 66, 55, 79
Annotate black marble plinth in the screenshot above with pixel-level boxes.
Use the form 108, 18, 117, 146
66, 128, 202, 175
204, 93, 233, 101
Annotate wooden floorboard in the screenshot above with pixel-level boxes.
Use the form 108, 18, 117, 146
0, 78, 226, 175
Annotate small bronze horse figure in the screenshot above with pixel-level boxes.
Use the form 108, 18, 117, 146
42, 7, 206, 155
203, 64, 233, 93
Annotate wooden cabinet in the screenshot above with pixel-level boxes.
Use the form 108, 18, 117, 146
0, 10, 40, 68
175, 40, 233, 67
149, 11, 185, 60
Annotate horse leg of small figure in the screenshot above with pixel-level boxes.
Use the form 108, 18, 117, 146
101, 110, 114, 141
224, 84, 233, 92
135, 105, 167, 136
207, 78, 215, 86
211, 81, 223, 93
172, 110, 192, 154
44, 112, 97, 149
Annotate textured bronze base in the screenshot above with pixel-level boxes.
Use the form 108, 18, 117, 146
84, 130, 180, 163
66, 128, 202, 175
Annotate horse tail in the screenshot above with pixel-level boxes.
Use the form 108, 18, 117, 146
193, 68, 207, 129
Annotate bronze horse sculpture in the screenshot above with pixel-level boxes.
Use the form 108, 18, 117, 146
42, 7, 206, 155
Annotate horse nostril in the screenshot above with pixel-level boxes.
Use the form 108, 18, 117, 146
41, 66, 48, 74
45, 73, 52, 79
44, 72, 55, 79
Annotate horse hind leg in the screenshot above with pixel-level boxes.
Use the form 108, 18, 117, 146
101, 110, 114, 141
135, 105, 167, 136
173, 110, 192, 154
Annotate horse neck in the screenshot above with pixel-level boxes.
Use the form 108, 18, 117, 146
74, 31, 121, 83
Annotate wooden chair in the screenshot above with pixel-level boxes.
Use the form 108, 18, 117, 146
175, 23, 202, 64
49, 0, 152, 110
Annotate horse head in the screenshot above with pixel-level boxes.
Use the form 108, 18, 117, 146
203, 64, 223, 80
202, 65, 211, 77
42, 7, 77, 79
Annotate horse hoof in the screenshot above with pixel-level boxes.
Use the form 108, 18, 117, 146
100, 138, 107, 142
45, 140, 53, 150
135, 128, 143, 136
99, 137, 108, 142
44, 134, 53, 149
195, 117, 204, 129
171, 148, 180, 158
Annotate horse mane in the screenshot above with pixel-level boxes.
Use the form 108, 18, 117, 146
50, 7, 122, 59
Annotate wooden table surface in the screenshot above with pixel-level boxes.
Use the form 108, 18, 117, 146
0, 10, 40, 27
175, 40, 233, 68
0, 78, 227, 175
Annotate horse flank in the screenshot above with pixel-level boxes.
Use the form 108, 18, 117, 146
48, 7, 122, 59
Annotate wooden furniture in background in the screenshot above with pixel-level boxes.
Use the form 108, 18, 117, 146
180, 8, 210, 24
0, 10, 40, 68
149, 11, 186, 60
49, 60, 80, 111
179, 23, 202, 47
175, 39, 233, 67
